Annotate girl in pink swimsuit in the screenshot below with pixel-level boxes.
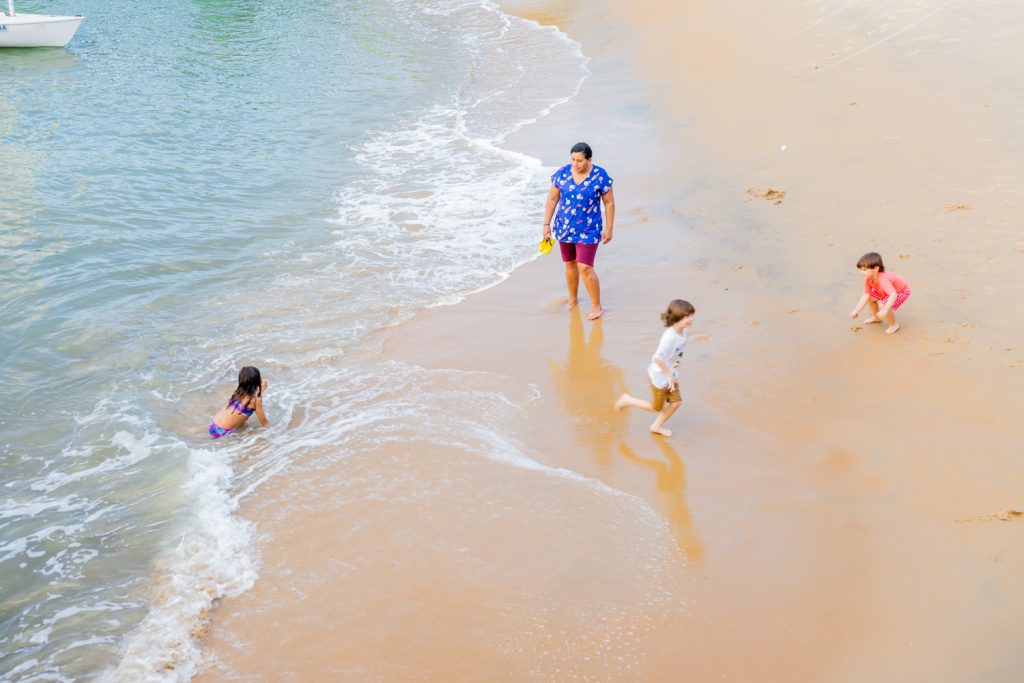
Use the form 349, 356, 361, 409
849, 252, 911, 335
208, 366, 269, 438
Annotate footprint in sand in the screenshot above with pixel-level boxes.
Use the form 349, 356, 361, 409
629, 207, 654, 223
850, 326, 862, 333
944, 203, 972, 212
789, 309, 800, 314
898, 254, 910, 259
746, 187, 786, 205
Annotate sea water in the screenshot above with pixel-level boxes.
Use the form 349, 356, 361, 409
0, 0, 587, 678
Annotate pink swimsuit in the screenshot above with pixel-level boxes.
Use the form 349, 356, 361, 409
865, 272, 911, 309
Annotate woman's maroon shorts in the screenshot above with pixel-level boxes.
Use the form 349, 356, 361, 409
558, 241, 599, 266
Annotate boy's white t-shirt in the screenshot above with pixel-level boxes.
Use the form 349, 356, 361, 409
647, 327, 688, 389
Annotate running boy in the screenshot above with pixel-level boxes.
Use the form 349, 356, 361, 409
615, 300, 694, 437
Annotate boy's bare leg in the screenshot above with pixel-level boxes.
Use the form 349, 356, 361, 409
578, 263, 603, 320
615, 393, 654, 412
865, 299, 882, 323
564, 260, 580, 308
650, 401, 681, 436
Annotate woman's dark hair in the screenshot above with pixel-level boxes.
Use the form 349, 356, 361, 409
661, 300, 695, 326
856, 252, 885, 272
570, 142, 593, 159
229, 366, 263, 408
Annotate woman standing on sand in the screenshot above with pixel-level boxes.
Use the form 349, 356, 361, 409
543, 142, 616, 320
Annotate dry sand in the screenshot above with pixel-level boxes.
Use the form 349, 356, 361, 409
195, 1, 1024, 680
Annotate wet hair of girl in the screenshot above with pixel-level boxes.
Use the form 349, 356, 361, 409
856, 252, 886, 272
229, 366, 263, 410
570, 141, 593, 159
661, 299, 696, 326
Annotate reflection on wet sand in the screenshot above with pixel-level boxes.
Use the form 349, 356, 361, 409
548, 306, 628, 465
619, 439, 703, 562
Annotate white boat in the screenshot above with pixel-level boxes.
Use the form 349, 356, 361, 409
0, 0, 83, 47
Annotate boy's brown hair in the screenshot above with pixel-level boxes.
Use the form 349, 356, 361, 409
856, 252, 886, 272
661, 299, 695, 326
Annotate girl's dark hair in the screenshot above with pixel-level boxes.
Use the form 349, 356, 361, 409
570, 142, 593, 159
856, 252, 885, 272
229, 366, 262, 407
661, 299, 695, 326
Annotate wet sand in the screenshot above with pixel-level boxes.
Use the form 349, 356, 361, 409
195, 1, 1024, 680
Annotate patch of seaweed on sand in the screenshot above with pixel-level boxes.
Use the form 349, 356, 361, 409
955, 509, 1023, 523
746, 187, 786, 205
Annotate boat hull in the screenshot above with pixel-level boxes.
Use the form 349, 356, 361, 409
0, 14, 83, 47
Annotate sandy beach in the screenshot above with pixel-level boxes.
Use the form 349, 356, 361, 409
194, 1, 1024, 680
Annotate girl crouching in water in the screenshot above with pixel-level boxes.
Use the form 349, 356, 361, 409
209, 366, 269, 438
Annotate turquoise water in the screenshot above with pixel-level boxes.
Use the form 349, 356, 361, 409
1, 1, 586, 679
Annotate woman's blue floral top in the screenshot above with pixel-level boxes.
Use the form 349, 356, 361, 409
550, 164, 614, 244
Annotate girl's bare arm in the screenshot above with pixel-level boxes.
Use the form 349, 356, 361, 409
254, 395, 269, 427
850, 293, 870, 317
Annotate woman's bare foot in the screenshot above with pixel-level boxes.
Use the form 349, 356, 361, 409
650, 424, 672, 437
586, 307, 604, 320
567, 299, 578, 309
884, 323, 901, 335
614, 393, 629, 411
864, 317, 882, 324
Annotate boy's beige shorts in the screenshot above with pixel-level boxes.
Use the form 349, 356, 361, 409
649, 381, 682, 412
